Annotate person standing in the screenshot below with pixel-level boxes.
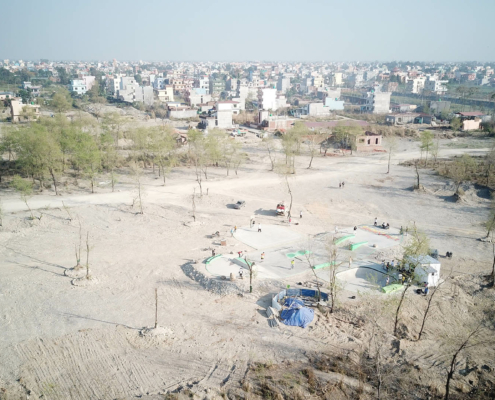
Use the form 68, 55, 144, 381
348, 256, 352, 268
230, 228, 234, 237
261, 252, 265, 261
234, 226, 237, 233
289, 217, 292, 226
258, 223, 261, 233
385, 276, 390, 286
423, 282, 429, 296
339, 182, 342, 189
374, 217, 378, 226
300, 211, 303, 219
342, 181, 345, 188
212, 249, 216, 257
291, 259, 295, 269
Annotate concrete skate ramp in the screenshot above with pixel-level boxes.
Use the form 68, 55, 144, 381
350, 241, 368, 251
337, 266, 388, 293
334, 235, 355, 245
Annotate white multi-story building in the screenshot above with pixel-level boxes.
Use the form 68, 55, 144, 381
424, 77, 448, 94
107, 74, 125, 97
217, 101, 238, 127
257, 88, 277, 110
112, 76, 154, 105
70, 79, 88, 95
406, 77, 426, 94
194, 77, 209, 93
362, 91, 391, 114
155, 85, 174, 103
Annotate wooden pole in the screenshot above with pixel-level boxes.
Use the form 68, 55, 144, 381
154, 288, 158, 329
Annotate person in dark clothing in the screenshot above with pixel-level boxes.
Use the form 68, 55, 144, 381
423, 282, 429, 296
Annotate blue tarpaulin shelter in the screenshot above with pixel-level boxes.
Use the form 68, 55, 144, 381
280, 298, 314, 328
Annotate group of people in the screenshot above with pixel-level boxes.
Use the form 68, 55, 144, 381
382, 259, 396, 272
339, 181, 345, 188
373, 218, 390, 230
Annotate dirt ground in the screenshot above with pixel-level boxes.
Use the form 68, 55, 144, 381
0, 128, 494, 399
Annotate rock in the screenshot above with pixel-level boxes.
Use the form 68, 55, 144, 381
457, 382, 471, 393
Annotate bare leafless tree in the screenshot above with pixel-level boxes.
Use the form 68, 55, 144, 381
191, 188, 196, 222
444, 322, 488, 400
154, 288, 158, 329
303, 236, 322, 301
326, 237, 342, 313
417, 273, 449, 340
85, 232, 90, 279
385, 135, 397, 174
262, 136, 277, 171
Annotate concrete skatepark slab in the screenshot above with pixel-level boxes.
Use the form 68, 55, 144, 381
233, 224, 303, 250
337, 226, 402, 252
337, 262, 395, 293
204, 249, 314, 280
336, 265, 390, 293
206, 225, 403, 285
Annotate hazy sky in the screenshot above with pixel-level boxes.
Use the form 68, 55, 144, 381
2, 0, 494, 62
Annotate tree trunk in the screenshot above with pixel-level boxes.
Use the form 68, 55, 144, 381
154, 288, 158, 328
394, 285, 409, 336
308, 154, 314, 169
414, 162, 420, 188
491, 242, 495, 287
138, 181, 143, 214
85, 232, 90, 279
111, 170, 115, 192
387, 152, 392, 174
49, 168, 58, 196
445, 350, 461, 400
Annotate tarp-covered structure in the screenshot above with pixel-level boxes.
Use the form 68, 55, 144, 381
280, 298, 314, 328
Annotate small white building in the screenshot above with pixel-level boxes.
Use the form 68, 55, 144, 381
69, 76, 96, 95
407, 255, 441, 287
70, 79, 88, 95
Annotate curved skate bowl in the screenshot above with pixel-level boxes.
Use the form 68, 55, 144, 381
336, 266, 394, 293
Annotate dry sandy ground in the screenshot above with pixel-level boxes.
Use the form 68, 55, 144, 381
0, 134, 494, 399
